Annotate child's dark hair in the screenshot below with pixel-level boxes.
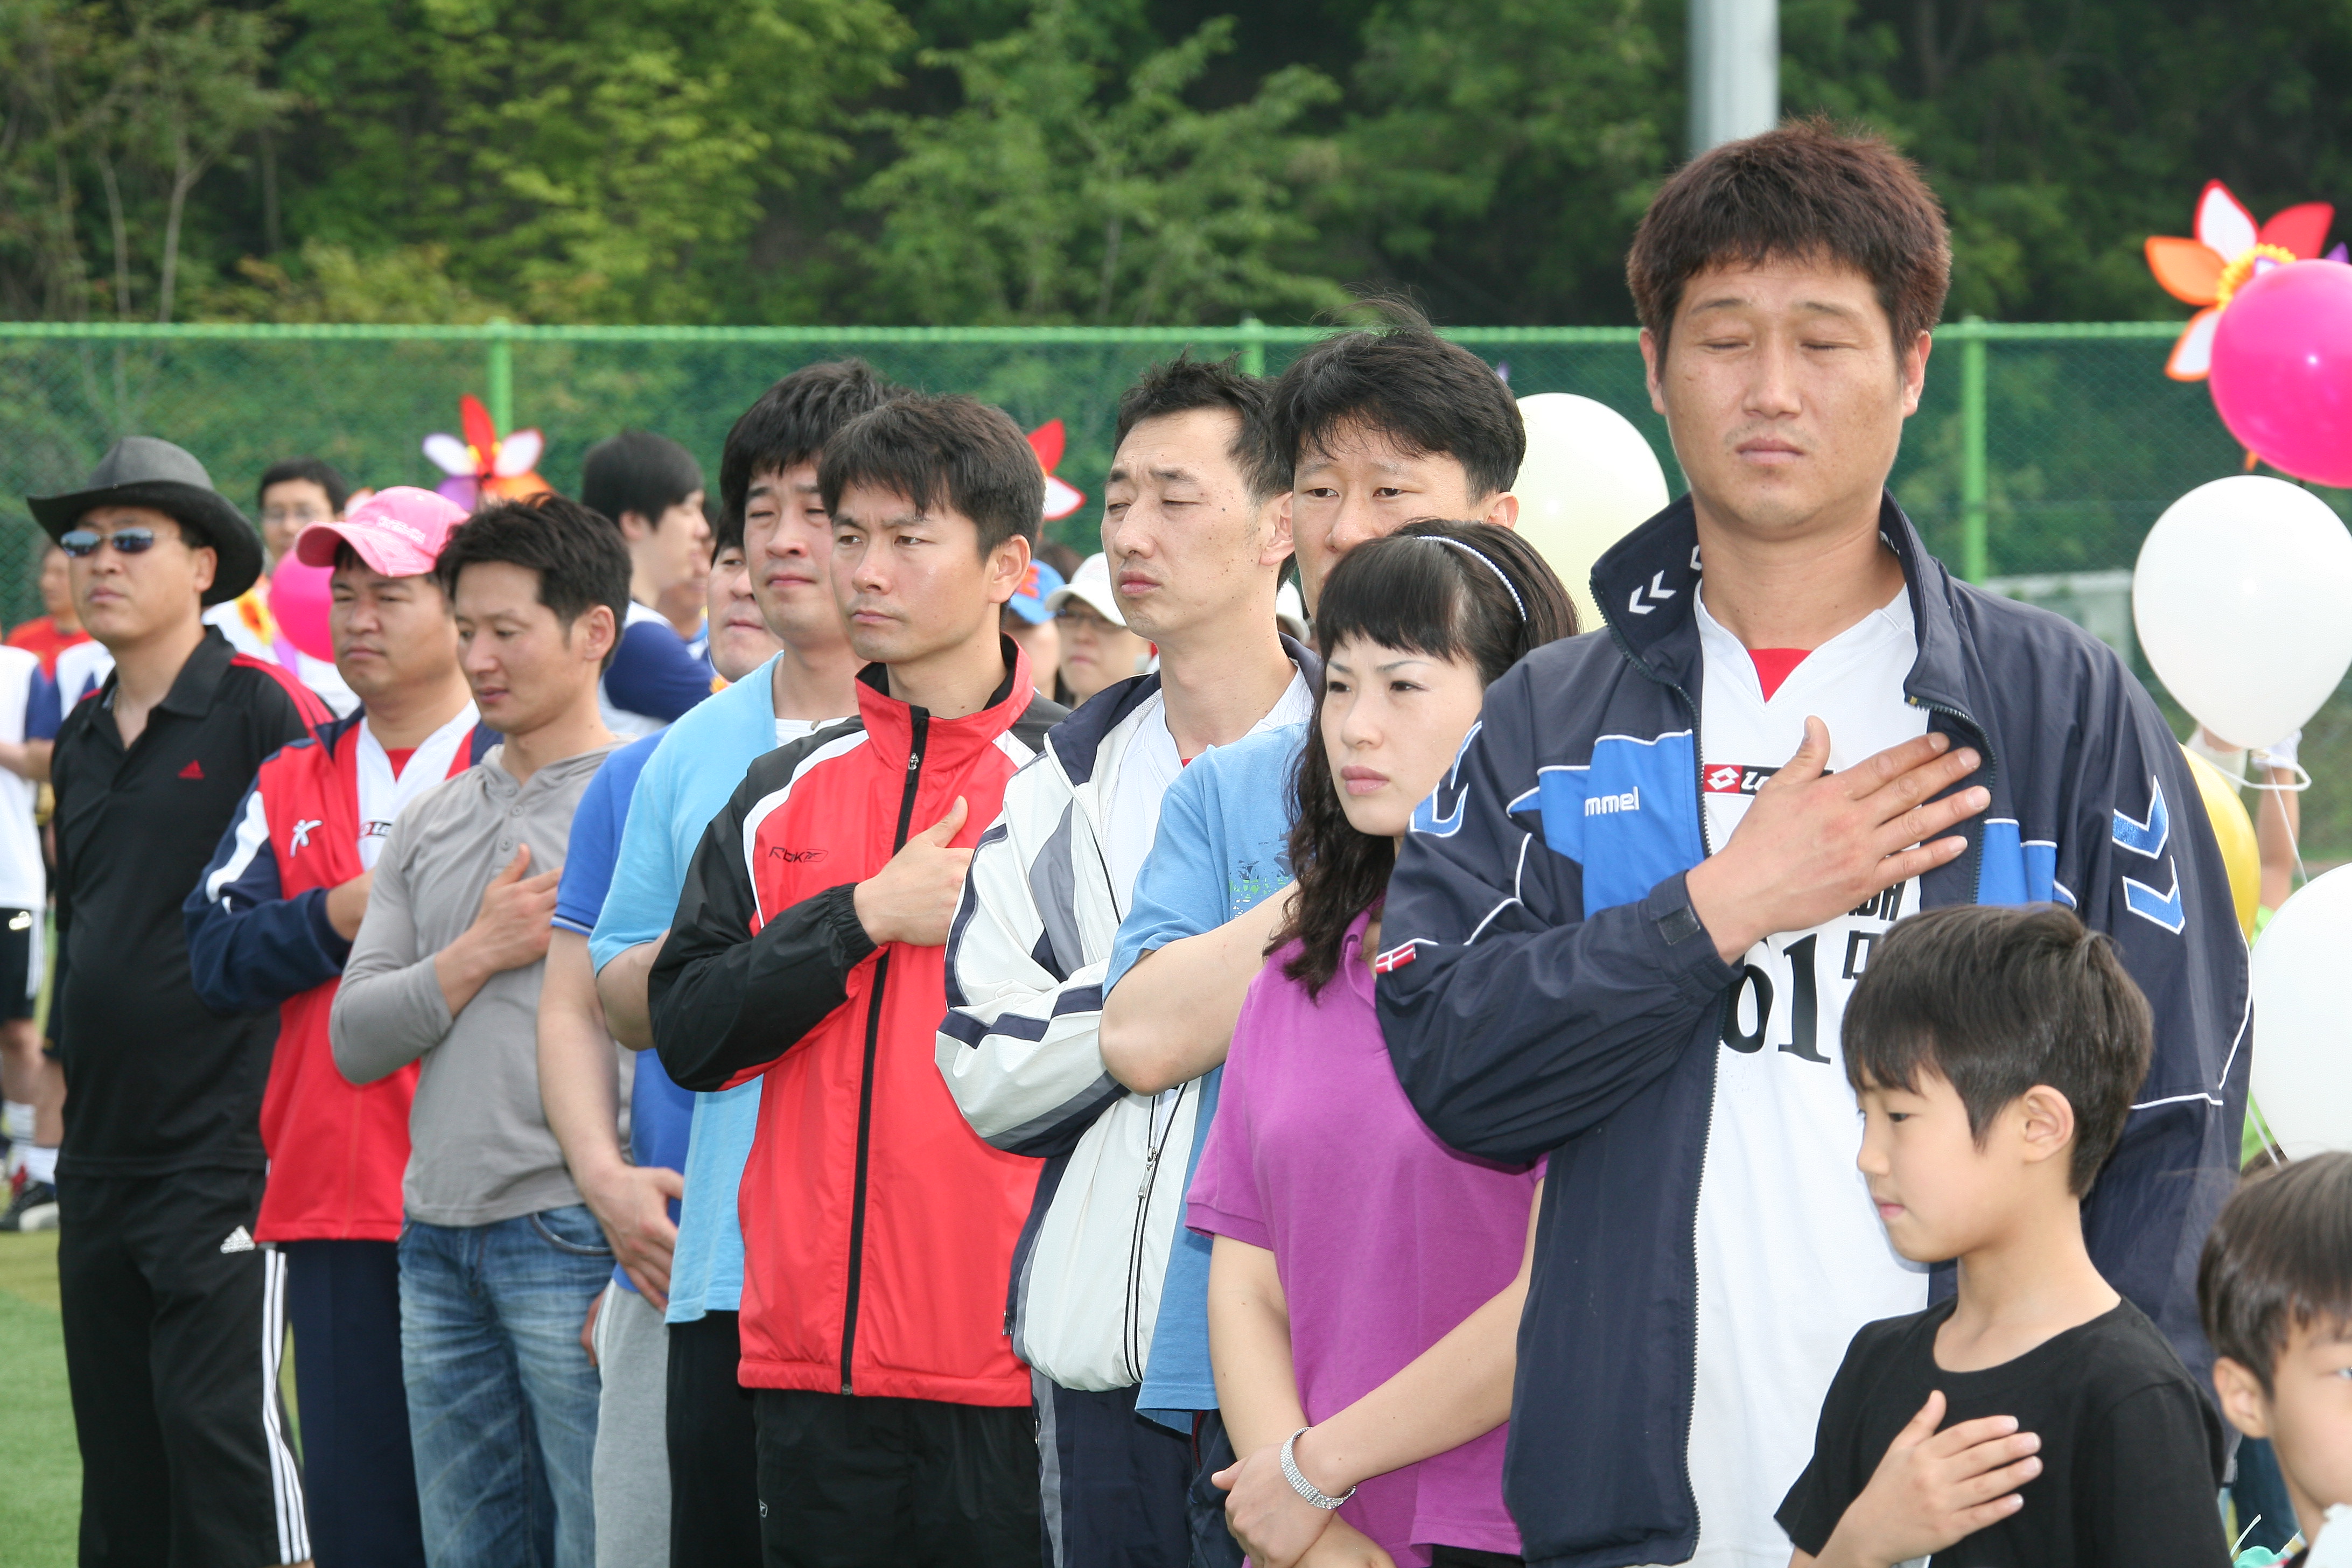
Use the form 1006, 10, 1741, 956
257, 457, 352, 514
718, 360, 902, 550
1627, 117, 1951, 355
1843, 904, 2151, 1195
435, 493, 633, 670
2200, 1152, 2352, 1393
1268, 301, 1523, 500
1270, 520, 1576, 996
818, 394, 1042, 557
1114, 353, 1283, 504
581, 430, 705, 531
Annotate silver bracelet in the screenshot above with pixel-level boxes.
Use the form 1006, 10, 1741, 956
1279, 1427, 1357, 1510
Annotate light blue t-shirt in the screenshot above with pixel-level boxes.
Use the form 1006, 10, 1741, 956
590, 655, 807, 1323
1107, 721, 1306, 1429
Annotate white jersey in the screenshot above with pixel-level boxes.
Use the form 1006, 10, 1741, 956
53, 639, 114, 715
355, 705, 481, 871
1675, 588, 1933, 1568
1105, 670, 1313, 905
0, 647, 45, 912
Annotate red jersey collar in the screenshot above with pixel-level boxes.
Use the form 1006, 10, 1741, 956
852, 635, 1037, 766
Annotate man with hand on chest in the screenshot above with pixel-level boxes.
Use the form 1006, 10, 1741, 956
187, 485, 492, 1568
331, 495, 629, 1568
1375, 122, 2245, 1568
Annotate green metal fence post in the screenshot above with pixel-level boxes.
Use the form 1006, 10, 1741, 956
1240, 315, 1266, 377
486, 317, 515, 432
1958, 314, 1989, 584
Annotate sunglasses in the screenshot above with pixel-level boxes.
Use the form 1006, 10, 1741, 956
59, 527, 159, 557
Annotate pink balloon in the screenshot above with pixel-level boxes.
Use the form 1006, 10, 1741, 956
2208, 259, 2352, 488
269, 556, 337, 663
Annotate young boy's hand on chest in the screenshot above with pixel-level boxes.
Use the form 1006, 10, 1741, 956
1808, 1390, 2041, 1568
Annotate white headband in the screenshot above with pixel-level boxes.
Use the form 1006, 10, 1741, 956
1424, 536, 1526, 621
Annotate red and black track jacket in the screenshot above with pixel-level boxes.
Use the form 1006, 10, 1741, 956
653, 647, 1062, 1405
184, 710, 495, 1241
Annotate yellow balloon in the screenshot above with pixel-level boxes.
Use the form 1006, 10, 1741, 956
2180, 745, 2261, 936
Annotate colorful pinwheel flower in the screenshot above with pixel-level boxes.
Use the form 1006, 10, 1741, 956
422, 394, 551, 510
1026, 419, 1087, 521
2147, 181, 2337, 380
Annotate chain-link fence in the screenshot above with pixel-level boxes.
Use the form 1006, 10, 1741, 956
4, 318, 2343, 854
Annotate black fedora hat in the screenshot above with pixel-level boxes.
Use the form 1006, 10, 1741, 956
27, 437, 265, 607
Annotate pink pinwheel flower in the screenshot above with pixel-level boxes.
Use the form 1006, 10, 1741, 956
423, 394, 550, 510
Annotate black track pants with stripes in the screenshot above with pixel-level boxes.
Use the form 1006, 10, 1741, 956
57, 1168, 309, 1568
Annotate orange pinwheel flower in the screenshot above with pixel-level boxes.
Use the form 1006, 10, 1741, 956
2147, 181, 2335, 380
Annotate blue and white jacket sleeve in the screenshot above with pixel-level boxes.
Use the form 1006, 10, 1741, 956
2068, 663, 2248, 1375
1377, 661, 1739, 1165
938, 759, 1127, 1160
184, 778, 349, 1016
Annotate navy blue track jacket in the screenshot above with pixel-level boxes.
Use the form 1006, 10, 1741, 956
1376, 493, 2249, 1568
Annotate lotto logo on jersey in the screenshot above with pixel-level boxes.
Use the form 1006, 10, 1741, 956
1702, 762, 1780, 796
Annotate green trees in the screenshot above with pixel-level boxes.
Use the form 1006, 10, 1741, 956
851, 4, 1345, 324
267, 0, 907, 323
0, 0, 283, 321
8, 0, 2352, 326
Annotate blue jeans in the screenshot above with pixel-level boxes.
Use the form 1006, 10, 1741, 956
399, 1205, 611, 1568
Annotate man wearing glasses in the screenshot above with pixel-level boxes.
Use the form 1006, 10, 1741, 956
30, 437, 331, 1568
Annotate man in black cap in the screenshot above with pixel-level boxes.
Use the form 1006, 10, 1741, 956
31, 436, 330, 1567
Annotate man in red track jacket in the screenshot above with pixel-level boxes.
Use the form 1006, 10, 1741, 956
186, 488, 487, 1568
654, 394, 1063, 1568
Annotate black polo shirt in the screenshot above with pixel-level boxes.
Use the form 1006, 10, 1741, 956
50, 627, 325, 1178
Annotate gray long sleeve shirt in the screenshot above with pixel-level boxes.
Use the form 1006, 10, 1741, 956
331, 741, 619, 1228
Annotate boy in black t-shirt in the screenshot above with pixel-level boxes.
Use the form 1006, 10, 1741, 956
1778, 904, 2229, 1568
2201, 1151, 2352, 1565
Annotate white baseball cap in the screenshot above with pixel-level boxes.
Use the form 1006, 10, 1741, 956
1044, 553, 1126, 626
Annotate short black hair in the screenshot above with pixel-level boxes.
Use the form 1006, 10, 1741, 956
818, 394, 1042, 558
2201, 1153, 2352, 1393
1112, 353, 1284, 504
435, 493, 632, 668
1843, 904, 2150, 1195
719, 360, 903, 539
257, 457, 352, 514
581, 430, 705, 530
1628, 117, 1952, 354
1269, 301, 1523, 499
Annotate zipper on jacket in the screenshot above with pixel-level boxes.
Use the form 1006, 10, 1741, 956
1910, 696, 1998, 904
840, 711, 930, 1395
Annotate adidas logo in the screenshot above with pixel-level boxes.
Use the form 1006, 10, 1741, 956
179, 759, 204, 780
219, 1226, 254, 1254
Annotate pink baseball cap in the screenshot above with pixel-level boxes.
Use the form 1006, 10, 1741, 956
295, 486, 468, 578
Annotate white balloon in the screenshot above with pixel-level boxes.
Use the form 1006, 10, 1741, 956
1513, 394, 1671, 633
2132, 475, 2352, 751
2251, 863, 2352, 1153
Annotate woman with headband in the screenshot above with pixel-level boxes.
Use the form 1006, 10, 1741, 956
1194, 520, 1576, 1568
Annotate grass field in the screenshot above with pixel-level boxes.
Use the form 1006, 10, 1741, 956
0, 1231, 78, 1568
